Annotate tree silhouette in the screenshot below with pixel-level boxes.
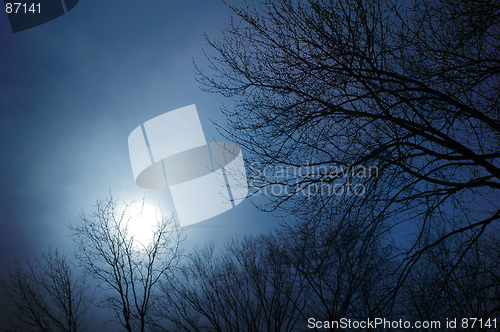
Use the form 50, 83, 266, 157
197, 0, 500, 304
156, 234, 309, 332
155, 223, 395, 332
70, 194, 184, 332
1, 249, 92, 332
401, 230, 500, 326
274, 216, 396, 325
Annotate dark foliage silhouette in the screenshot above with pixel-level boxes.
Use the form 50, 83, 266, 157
2, 249, 92, 332
70, 195, 184, 332
197, 0, 500, 305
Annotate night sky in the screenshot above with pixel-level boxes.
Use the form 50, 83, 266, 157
0, 1, 278, 329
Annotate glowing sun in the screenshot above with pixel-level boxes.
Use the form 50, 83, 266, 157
127, 204, 159, 245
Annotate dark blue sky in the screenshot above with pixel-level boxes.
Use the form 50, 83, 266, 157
0, 1, 279, 328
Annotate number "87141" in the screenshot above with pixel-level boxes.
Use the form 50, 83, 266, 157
6, 3, 41, 14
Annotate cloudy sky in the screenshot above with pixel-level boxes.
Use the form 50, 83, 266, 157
0, 0, 280, 328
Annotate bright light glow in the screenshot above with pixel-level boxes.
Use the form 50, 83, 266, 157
127, 203, 159, 246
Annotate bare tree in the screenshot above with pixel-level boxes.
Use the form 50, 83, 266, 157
1, 249, 92, 332
69, 194, 184, 332
196, 0, 500, 303
157, 234, 308, 332
156, 223, 395, 331
401, 229, 500, 328
274, 215, 396, 328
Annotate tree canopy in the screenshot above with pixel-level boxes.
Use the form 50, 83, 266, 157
197, 0, 500, 300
